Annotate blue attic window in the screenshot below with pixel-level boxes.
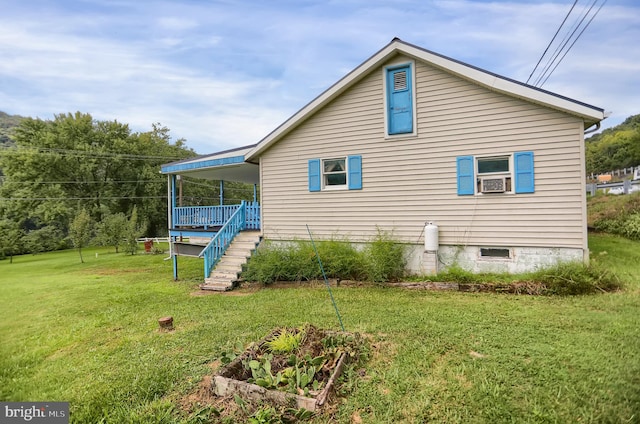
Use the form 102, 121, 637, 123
385, 63, 414, 136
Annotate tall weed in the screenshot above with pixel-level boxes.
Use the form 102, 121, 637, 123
363, 229, 406, 283
528, 262, 622, 295
243, 232, 405, 284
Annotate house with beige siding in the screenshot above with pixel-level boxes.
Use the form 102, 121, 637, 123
161, 38, 605, 290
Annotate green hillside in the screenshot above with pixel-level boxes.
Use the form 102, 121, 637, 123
0, 111, 25, 147
586, 114, 640, 175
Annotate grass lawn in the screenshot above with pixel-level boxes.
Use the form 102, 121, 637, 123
1, 236, 639, 423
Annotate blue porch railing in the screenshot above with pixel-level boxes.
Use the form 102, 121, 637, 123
172, 202, 260, 230
199, 201, 246, 278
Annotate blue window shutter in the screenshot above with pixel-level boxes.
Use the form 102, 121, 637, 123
514, 151, 535, 193
308, 159, 321, 192
387, 65, 413, 134
348, 155, 362, 190
457, 156, 475, 195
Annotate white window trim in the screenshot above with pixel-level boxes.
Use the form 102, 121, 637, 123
476, 154, 514, 195
322, 157, 348, 191
383, 60, 418, 139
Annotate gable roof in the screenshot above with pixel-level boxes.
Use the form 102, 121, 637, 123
246, 38, 604, 161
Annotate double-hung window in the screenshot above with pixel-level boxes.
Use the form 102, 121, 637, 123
308, 155, 362, 192
457, 151, 535, 195
323, 158, 347, 187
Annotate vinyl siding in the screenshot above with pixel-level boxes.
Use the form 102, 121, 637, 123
259, 54, 587, 249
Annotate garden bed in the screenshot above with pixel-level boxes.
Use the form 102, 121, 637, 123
212, 325, 366, 412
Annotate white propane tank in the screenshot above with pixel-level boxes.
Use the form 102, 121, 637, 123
424, 222, 439, 252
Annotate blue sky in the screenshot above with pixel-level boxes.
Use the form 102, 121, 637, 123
1, 0, 638, 153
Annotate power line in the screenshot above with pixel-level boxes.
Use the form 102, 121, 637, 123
529, 0, 606, 87
0, 196, 251, 202
534, 0, 599, 87
0, 145, 191, 161
0, 196, 168, 201
538, 0, 607, 87
0, 179, 163, 185
527, 0, 579, 85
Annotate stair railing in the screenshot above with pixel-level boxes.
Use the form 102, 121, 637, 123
199, 201, 246, 278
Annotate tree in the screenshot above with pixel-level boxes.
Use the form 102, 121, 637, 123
69, 209, 93, 263
0, 219, 23, 263
123, 206, 145, 255
0, 113, 196, 254
22, 225, 67, 254
95, 212, 128, 253
586, 114, 640, 174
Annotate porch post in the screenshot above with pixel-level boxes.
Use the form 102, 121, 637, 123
219, 180, 224, 205
167, 175, 173, 230
172, 254, 178, 280
170, 174, 178, 281
170, 175, 178, 221
253, 184, 257, 202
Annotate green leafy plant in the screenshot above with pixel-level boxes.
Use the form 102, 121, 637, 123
265, 328, 304, 354
246, 354, 276, 388
242, 232, 406, 284
249, 405, 280, 424
364, 228, 407, 283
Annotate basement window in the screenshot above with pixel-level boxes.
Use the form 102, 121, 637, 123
480, 248, 511, 259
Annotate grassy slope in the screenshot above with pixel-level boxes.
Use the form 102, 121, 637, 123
1, 239, 639, 423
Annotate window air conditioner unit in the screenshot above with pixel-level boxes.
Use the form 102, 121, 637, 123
480, 177, 506, 193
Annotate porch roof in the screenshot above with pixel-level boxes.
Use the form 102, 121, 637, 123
160, 144, 259, 184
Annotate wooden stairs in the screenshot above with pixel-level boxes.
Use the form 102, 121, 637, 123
200, 230, 261, 292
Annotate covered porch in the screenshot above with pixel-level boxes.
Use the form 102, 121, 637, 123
160, 145, 261, 290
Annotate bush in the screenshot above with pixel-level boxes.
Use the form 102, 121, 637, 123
242, 232, 406, 284
417, 261, 622, 296
590, 192, 640, 241
316, 238, 366, 281
363, 229, 406, 283
529, 262, 622, 295
242, 241, 319, 284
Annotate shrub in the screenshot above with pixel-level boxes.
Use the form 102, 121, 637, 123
590, 192, 640, 241
243, 232, 406, 284
622, 213, 640, 240
363, 229, 406, 283
242, 241, 319, 284
315, 238, 366, 281
527, 262, 622, 295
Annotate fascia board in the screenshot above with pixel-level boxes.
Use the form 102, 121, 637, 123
160, 145, 255, 174
400, 42, 604, 122
160, 155, 245, 174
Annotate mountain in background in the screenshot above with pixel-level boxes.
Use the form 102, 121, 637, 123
0, 111, 26, 147
585, 114, 640, 175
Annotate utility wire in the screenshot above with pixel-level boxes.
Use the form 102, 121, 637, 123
0, 196, 168, 201
527, 0, 579, 85
533, 0, 605, 87
0, 145, 190, 161
533, 0, 589, 86
538, 0, 607, 87
0, 179, 163, 185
